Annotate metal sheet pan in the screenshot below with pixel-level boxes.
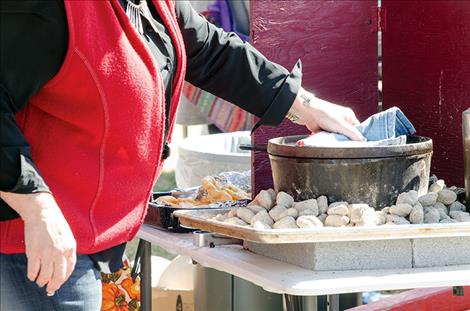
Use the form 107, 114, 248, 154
174, 209, 470, 244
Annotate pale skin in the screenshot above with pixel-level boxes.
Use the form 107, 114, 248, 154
0, 87, 362, 295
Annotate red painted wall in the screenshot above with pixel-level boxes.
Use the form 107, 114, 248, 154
251, 0, 378, 194
382, 1, 470, 187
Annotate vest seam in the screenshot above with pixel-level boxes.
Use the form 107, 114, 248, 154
73, 48, 110, 252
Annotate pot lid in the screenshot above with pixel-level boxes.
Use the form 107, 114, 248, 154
268, 135, 433, 159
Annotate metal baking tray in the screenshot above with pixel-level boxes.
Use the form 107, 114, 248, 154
174, 209, 470, 244
144, 201, 248, 232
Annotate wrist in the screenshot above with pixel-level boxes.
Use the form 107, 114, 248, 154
287, 88, 316, 124
0, 192, 57, 221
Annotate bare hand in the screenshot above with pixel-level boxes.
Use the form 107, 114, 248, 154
290, 88, 364, 141
0, 192, 76, 295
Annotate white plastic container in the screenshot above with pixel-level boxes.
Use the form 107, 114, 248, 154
175, 131, 251, 188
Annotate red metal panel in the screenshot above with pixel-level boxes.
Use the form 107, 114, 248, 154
382, 1, 470, 187
348, 287, 470, 311
251, 0, 378, 194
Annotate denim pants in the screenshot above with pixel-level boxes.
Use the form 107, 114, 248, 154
0, 253, 102, 311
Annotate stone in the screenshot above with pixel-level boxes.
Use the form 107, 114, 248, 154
327, 203, 349, 216
348, 204, 370, 223
236, 207, 255, 224
409, 204, 424, 224
389, 204, 413, 217
396, 190, 419, 206
449, 201, 466, 212
293, 199, 318, 216
224, 217, 248, 226
253, 190, 274, 210
439, 218, 458, 224
247, 204, 266, 214
279, 208, 299, 219
273, 216, 298, 229
269, 205, 288, 222
296, 215, 324, 228
244, 239, 412, 271
298, 208, 318, 217
253, 220, 272, 230
449, 211, 470, 222
429, 179, 445, 193
325, 215, 350, 227
276, 192, 294, 208
386, 214, 410, 225
418, 192, 438, 206
228, 209, 237, 217
437, 189, 457, 205
250, 209, 274, 226
317, 196, 329, 214
375, 211, 386, 225
434, 202, 448, 214
424, 208, 440, 224
317, 214, 328, 223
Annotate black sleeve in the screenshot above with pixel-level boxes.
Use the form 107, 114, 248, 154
176, 1, 302, 128
0, 0, 68, 220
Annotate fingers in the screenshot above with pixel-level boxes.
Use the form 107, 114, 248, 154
339, 122, 365, 141
47, 258, 66, 294
27, 255, 41, 282
36, 260, 54, 288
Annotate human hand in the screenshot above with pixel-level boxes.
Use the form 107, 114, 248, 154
288, 88, 364, 141
0, 192, 76, 296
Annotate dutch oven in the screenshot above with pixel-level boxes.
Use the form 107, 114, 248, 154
266, 135, 433, 208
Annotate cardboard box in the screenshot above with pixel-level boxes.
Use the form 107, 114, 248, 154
152, 287, 194, 311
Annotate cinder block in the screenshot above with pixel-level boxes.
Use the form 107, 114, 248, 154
244, 239, 412, 271
412, 237, 470, 268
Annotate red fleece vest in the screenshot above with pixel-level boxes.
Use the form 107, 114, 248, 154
0, 0, 186, 254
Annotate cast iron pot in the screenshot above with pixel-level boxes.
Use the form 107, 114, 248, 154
267, 135, 433, 208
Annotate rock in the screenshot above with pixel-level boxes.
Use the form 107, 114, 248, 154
250, 209, 274, 226
424, 209, 440, 224
267, 188, 276, 200
253, 190, 274, 210
437, 189, 457, 205
214, 213, 229, 222
449, 201, 466, 212
276, 192, 294, 208
296, 215, 324, 228
327, 202, 349, 216
236, 208, 255, 224
318, 214, 328, 223
317, 196, 329, 214
381, 206, 391, 214
439, 218, 458, 224
298, 208, 318, 217
279, 208, 299, 219
224, 217, 248, 226
348, 204, 370, 223
433, 202, 448, 214
389, 204, 413, 217
247, 204, 266, 214
418, 192, 438, 206
386, 214, 410, 225
450, 211, 470, 222
396, 190, 419, 206
253, 220, 272, 230
429, 179, 445, 193
228, 209, 238, 217
269, 205, 288, 222
375, 211, 386, 225
409, 204, 424, 224
273, 216, 298, 229
324, 215, 350, 227
293, 199, 318, 216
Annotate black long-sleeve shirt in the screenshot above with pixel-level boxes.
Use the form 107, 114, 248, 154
0, 0, 300, 259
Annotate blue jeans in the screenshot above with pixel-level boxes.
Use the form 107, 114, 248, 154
0, 253, 102, 311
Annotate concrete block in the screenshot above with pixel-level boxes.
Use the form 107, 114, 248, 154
244, 239, 412, 271
412, 237, 470, 268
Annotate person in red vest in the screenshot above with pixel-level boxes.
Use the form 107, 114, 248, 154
0, 1, 363, 309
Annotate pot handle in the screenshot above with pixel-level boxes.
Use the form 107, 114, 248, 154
239, 143, 268, 152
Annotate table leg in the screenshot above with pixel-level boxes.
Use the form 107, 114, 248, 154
284, 295, 318, 311
327, 294, 340, 311
140, 240, 152, 311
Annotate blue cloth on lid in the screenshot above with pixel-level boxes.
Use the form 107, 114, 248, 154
299, 107, 416, 147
